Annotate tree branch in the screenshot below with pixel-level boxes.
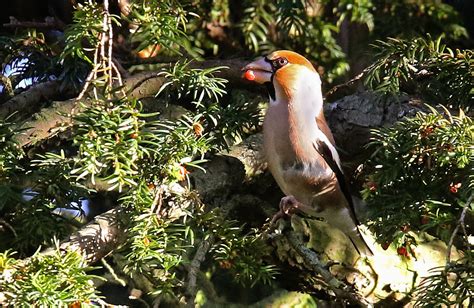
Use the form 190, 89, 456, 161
285, 230, 371, 307
446, 192, 473, 264
3, 17, 64, 30
0, 80, 75, 120
41, 207, 126, 264
11, 59, 251, 148
185, 235, 215, 308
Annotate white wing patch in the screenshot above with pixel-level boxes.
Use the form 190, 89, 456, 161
314, 129, 342, 170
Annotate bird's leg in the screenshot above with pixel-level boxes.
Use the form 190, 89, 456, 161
280, 195, 304, 215
269, 195, 305, 225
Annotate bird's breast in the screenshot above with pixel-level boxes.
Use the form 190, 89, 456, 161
263, 89, 338, 199
263, 100, 321, 193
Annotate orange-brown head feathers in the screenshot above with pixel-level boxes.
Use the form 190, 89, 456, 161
242, 50, 319, 101
266, 50, 316, 73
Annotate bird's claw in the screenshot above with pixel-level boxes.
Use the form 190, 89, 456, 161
279, 195, 301, 215
262, 195, 306, 237
268, 195, 301, 226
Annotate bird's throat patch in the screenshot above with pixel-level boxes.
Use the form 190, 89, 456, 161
265, 81, 276, 101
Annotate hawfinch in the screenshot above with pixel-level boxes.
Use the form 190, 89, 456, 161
242, 50, 373, 256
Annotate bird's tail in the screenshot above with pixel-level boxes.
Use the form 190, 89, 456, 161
348, 227, 373, 256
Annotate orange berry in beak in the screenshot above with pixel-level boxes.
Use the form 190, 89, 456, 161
244, 70, 256, 81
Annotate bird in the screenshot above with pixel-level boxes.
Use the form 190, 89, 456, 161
242, 50, 373, 256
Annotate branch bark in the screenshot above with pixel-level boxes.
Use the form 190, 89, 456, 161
285, 230, 371, 307
0, 80, 75, 120
185, 235, 215, 308
3, 17, 64, 30
10, 58, 252, 148
41, 207, 126, 264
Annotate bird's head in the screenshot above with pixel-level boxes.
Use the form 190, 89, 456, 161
242, 50, 318, 100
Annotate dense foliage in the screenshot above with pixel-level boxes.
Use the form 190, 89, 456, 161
363, 107, 472, 250
0, 0, 472, 306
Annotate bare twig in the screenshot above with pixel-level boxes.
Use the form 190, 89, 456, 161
446, 192, 473, 264
77, 0, 119, 101
325, 71, 365, 98
324, 62, 379, 101
185, 235, 216, 308
0, 218, 17, 237
76, 45, 100, 101
150, 186, 164, 215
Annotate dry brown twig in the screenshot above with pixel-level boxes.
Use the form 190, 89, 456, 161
185, 235, 216, 308
76, 0, 124, 101
446, 192, 473, 264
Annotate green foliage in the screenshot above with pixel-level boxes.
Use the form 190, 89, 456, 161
31, 152, 91, 210
362, 107, 473, 246
414, 258, 473, 307
128, 0, 198, 56
119, 188, 192, 298
2, 151, 90, 254
0, 120, 84, 254
0, 0, 472, 306
59, 2, 115, 90
157, 61, 228, 106
198, 209, 278, 287
60, 2, 106, 65
72, 100, 160, 191
335, 0, 375, 31
273, 0, 349, 82
209, 90, 264, 147
71, 98, 211, 191
371, 0, 467, 41
275, 0, 306, 38
240, 0, 274, 53
0, 248, 102, 306
212, 230, 278, 287
364, 36, 474, 107
157, 62, 263, 148
0, 115, 24, 178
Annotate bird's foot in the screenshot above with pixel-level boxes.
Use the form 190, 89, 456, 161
263, 196, 305, 236
269, 195, 302, 225
280, 195, 302, 215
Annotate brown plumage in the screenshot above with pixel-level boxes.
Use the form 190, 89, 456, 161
242, 50, 373, 256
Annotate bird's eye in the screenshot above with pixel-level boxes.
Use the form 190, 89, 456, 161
272, 57, 288, 70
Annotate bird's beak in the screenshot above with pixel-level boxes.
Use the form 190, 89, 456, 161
241, 57, 272, 84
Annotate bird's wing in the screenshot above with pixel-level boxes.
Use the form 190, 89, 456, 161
313, 140, 360, 225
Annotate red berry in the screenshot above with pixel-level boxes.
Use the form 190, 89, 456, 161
397, 246, 408, 256
219, 260, 232, 269
400, 224, 410, 233
244, 70, 256, 81
365, 181, 377, 192
449, 182, 461, 194
381, 242, 391, 250
421, 215, 429, 225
